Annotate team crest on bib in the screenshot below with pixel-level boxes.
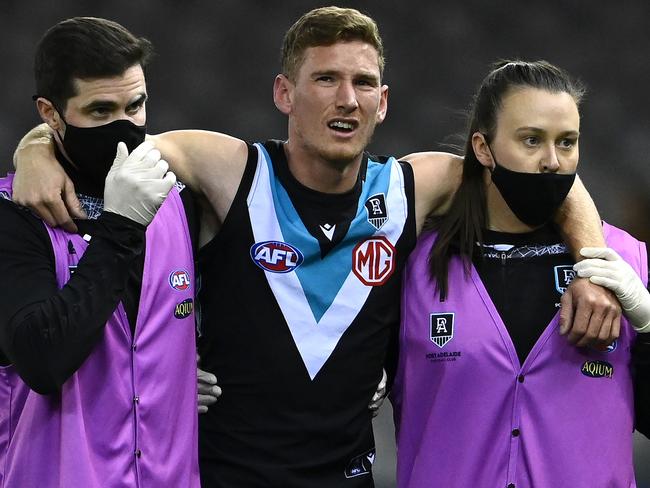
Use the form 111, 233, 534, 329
554, 265, 576, 293
250, 240, 304, 273
352, 236, 395, 286
430, 313, 454, 348
364, 193, 388, 230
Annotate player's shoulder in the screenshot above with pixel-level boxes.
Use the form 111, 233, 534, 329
401, 151, 463, 167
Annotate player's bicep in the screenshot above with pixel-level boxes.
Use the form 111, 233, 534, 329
149, 130, 247, 197
404, 151, 463, 221
147, 132, 197, 190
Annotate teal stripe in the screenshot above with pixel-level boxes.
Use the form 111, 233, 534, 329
259, 145, 395, 322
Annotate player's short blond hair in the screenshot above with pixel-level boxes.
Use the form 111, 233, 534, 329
281, 6, 384, 81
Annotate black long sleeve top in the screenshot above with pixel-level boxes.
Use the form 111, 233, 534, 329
473, 225, 650, 438
0, 170, 196, 394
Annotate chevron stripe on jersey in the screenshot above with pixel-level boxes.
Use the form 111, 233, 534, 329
247, 143, 408, 379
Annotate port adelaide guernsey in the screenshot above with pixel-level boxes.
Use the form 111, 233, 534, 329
197, 140, 416, 487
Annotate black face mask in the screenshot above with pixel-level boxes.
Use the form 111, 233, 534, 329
60, 118, 147, 188
490, 160, 576, 227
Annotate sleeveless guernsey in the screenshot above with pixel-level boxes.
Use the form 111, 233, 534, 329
198, 142, 416, 487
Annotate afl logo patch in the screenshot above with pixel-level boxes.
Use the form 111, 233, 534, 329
581, 360, 613, 379
250, 241, 304, 273
169, 269, 191, 291
344, 448, 375, 478
174, 298, 194, 319
0, 190, 10, 201
352, 236, 395, 286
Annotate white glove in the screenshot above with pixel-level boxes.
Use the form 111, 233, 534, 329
574, 247, 650, 333
104, 141, 176, 226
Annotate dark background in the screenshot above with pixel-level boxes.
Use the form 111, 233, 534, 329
1, 1, 648, 485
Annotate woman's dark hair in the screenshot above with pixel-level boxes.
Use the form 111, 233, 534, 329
34, 17, 153, 112
427, 60, 586, 300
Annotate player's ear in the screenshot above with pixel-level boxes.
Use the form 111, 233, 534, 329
273, 74, 294, 115
375, 84, 388, 124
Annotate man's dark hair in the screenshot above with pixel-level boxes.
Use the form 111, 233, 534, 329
34, 17, 153, 112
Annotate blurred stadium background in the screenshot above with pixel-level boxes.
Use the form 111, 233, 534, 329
1, 2, 648, 486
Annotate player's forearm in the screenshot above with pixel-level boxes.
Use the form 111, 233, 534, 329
13, 123, 54, 168
554, 175, 605, 260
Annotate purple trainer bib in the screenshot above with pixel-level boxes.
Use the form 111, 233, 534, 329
0, 174, 199, 487
393, 222, 647, 488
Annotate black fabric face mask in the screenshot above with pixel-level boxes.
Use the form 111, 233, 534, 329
490, 160, 576, 227
60, 118, 147, 189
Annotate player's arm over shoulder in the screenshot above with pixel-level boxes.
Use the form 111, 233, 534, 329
148, 130, 248, 221
400, 151, 463, 232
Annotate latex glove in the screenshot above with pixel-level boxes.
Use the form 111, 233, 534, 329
368, 369, 388, 417
574, 247, 650, 333
197, 355, 221, 414
104, 141, 176, 226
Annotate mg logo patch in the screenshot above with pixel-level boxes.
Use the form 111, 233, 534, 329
364, 193, 388, 230
430, 313, 454, 348
581, 360, 613, 378
169, 269, 191, 291
554, 265, 576, 293
352, 236, 395, 286
250, 241, 304, 273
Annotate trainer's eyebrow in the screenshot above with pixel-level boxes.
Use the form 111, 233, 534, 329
81, 100, 119, 113
515, 127, 580, 137
127, 93, 148, 108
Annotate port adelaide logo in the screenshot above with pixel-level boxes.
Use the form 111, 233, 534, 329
554, 265, 576, 293
581, 360, 613, 379
430, 313, 454, 348
169, 269, 191, 291
364, 193, 388, 230
352, 236, 395, 286
250, 240, 304, 273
